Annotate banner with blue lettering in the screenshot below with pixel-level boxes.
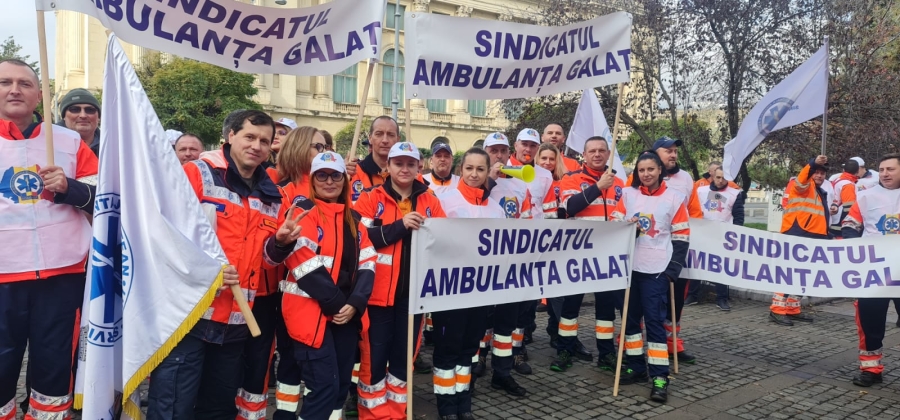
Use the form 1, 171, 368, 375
682, 219, 900, 298
36, 0, 383, 76
410, 219, 634, 314
404, 11, 632, 100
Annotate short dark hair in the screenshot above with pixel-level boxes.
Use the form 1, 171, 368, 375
222, 109, 248, 140
879, 152, 900, 167
226, 110, 274, 140
843, 159, 859, 175
369, 115, 399, 135
174, 133, 203, 148
0, 58, 39, 83
630, 150, 666, 189
584, 136, 609, 150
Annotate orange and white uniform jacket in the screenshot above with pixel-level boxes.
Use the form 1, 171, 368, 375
781, 159, 830, 239
612, 182, 690, 279
560, 165, 625, 221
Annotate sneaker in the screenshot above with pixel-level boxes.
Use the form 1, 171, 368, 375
852, 371, 883, 387
596, 353, 618, 371
472, 354, 487, 377
344, 392, 359, 417
572, 340, 593, 362
716, 299, 731, 311
549, 350, 574, 372
684, 295, 699, 306
513, 354, 533, 375
670, 351, 697, 365
414, 357, 432, 374
490, 375, 527, 397
769, 312, 794, 326
618, 368, 649, 385
788, 312, 814, 323
649, 376, 669, 403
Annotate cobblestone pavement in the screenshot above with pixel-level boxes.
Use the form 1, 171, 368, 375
15, 297, 900, 419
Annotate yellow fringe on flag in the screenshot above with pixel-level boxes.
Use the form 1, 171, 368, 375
73, 393, 83, 410
121, 265, 225, 414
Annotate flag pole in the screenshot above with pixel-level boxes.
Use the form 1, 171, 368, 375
405, 98, 412, 142
607, 83, 625, 168
669, 283, 679, 374
406, 313, 414, 418
821, 36, 830, 155
36, 10, 55, 165
349, 60, 376, 162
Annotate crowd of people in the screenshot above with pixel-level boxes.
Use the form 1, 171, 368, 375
2, 55, 899, 420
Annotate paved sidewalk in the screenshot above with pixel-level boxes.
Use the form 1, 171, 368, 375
15, 297, 900, 419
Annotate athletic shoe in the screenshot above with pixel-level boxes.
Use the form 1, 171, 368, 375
684, 295, 699, 306
618, 368, 649, 385
716, 299, 731, 311
343, 392, 359, 417
649, 376, 669, 403
769, 312, 794, 326
788, 312, 814, 322
572, 340, 593, 362
549, 350, 573, 372
670, 351, 697, 365
596, 352, 618, 371
490, 375, 527, 397
852, 371, 883, 387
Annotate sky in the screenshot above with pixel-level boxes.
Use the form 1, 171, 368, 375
2, 3, 57, 75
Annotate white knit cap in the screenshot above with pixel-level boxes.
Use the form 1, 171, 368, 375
310, 152, 345, 174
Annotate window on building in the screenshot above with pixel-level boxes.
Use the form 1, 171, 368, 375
382, 49, 404, 107
467, 100, 486, 117
386, 4, 406, 30
426, 99, 446, 113
333, 65, 358, 104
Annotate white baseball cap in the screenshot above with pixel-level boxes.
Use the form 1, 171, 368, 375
310, 151, 346, 174
516, 128, 540, 144
483, 132, 510, 148
850, 156, 864, 166
275, 117, 298, 131
388, 142, 421, 160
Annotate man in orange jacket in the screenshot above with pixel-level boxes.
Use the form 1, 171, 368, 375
770, 155, 831, 326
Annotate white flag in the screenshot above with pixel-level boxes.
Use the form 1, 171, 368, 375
722, 45, 828, 180
78, 34, 228, 419
568, 88, 628, 180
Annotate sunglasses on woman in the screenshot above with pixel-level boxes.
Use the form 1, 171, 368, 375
314, 171, 345, 182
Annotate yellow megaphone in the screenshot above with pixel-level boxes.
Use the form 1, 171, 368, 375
501, 165, 535, 183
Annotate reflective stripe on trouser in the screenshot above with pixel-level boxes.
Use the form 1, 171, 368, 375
433, 367, 456, 395
26, 390, 72, 420
357, 302, 422, 420
664, 320, 684, 354
595, 320, 614, 340
236, 388, 267, 420
425, 313, 434, 332
647, 342, 669, 367
275, 382, 301, 413
511, 328, 525, 347
625, 271, 671, 378
479, 329, 493, 349
771, 293, 802, 315
595, 290, 624, 356
855, 298, 889, 374
352, 363, 359, 384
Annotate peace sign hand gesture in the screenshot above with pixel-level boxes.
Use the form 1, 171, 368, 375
275, 205, 311, 246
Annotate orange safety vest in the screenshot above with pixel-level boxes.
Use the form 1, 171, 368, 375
780, 162, 830, 239
561, 155, 581, 172
543, 179, 562, 218
560, 164, 625, 221
183, 147, 283, 325
353, 178, 446, 307
281, 199, 375, 348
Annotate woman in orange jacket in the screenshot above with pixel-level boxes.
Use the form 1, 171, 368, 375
281, 151, 375, 420
536, 142, 567, 219
611, 151, 690, 404
353, 142, 447, 419
431, 148, 507, 420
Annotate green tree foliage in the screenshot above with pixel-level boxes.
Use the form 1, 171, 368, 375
624, 116, 713, 178
137, 56, 260, 145
333, 118, 372, 159
0, 36, 39, 76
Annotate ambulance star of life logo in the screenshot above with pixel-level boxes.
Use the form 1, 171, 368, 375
88, 193, 133, 348
634, 212, 660, 238
0, 165, 52, 204
703, 193, 726, 213
757, 97, 798, 136
876, 214, 900, 235
500, 196, 521, 219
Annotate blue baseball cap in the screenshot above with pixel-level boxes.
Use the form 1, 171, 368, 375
431, 142, 452, 155
651, 136, 683, 150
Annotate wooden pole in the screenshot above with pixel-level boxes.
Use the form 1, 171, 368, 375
348, 60, 377, 163
406, 314, 414, 419
36, 10, 55, 165
231, 284, 261, 337
821, 36, 830, 155
612, 286, 631, 396
670, 283, 679, 374
607, 83, 626, 168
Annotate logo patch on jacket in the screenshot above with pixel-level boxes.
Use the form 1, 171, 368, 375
580, 182, 591, 191
634, 212, 660, 238
426, 207, 432, 217
877, 214, 900, 235
317, 226, 325, 241
375, 202, 385, 218
614, 186, 622, 201
352, 180, 364, 200
499, 196, 521, 219
0, 165, 52, 204
703, 192, 727, 213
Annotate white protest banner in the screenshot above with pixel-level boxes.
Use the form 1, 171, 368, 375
404, 12, 632, 100
410, 219, 634, 314
35, 0, 383, 76
682, 219, 900, 298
